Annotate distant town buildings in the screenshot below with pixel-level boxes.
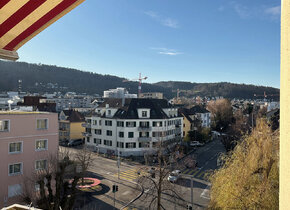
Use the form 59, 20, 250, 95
139, 92, 163, 99
179, 106, 211, 137
45, 96, 94, 112
83, 98, 183, 156
266, 101, 280, 112
0, 110, 58, 207
103, 88, 137, 99
17, 96, 56, 112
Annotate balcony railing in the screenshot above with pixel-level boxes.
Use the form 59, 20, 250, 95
138, 126, 152, 131
82, 123, 91, 128
82, 132, 92, 137
138, 137, 152, 142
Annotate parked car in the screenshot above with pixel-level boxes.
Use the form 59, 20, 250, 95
190, 141, 204, 147
168, 170, 181, 182
68, 139, 83, 147
59, 139, 69, 146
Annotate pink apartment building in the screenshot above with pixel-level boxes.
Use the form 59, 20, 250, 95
0, 111, 58, 207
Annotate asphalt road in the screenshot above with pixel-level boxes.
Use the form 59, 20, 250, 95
62, 137, 226, 210
125, 137, 226, 210
176, 137, 226, 209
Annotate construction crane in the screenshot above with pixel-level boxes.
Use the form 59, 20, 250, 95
123, 73, 148, 97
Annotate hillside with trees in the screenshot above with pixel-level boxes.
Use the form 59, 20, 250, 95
0, 60, 279, 99
154, 81, 279, 100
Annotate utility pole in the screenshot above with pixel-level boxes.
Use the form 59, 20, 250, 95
114, 190, 116, 209
190, 176, 193, 207
117, 150, 120, 179
112, 184, 118, 209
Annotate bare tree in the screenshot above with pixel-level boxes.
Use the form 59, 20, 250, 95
73, 145, 95, 185
21, 146, 95, 210
137, 141, 187, 210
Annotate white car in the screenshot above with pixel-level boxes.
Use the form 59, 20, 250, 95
190, 141, 204, 147
168, 170, 181, 182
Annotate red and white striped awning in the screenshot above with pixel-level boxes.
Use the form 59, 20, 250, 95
0, 0, 85, 61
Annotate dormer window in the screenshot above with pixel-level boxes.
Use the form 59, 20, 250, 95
142, 111, 147, 117
108, 110, 111, 115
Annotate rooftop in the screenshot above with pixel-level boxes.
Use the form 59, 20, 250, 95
0, 111, 50, 115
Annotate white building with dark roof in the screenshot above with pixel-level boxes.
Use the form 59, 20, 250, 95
83, 98, 183, 156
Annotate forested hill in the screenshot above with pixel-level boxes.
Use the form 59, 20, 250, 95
154, 81, 279, 99
0, 60, 170, 97
0, 60, 279, 99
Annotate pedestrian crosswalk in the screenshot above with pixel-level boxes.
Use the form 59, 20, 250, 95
181, 168, 211, 180
113, 168, 148, 182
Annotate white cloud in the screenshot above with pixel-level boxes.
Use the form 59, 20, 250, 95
162, 18, 178, 28
144, 11, 179, 28
232, 2, 250, 19
144, 11, 158, 18
151, 47, 183, 56
265, 6, 281, 16
229, 2, 281, 20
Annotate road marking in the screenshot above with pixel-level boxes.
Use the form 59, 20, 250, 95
183, 168, 191, 174
191, 169, 200, 177
200, 185, 210, 200
196, 171, 206, 178
187, 169, 196, 175
122, 191, 130, 195
113, 167, 147, 181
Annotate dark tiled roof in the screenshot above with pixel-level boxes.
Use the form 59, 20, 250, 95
63, 110, 84, 122
179, 105, 209, 123
189, 105, 209, 114
181, 112, 193, 123
98, 98, 127, 108
99, 98, 174, 119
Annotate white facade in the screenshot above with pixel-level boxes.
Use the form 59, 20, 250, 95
103, 88, 137, 99
45, 97, 93, 112
84, 104, 183, 157
197, 112, 211, 128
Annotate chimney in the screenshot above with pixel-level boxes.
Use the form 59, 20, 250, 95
106, 104, 109, 108
122, 97, 125, 107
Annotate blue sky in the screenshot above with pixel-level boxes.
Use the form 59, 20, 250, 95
18, 0, 280, 88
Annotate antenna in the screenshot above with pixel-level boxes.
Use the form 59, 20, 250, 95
7, 100, 13, 111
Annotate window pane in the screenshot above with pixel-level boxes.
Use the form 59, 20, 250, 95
14, 164, 21, 173
9, 165, 13, 174
36, 140, 47, 150
9, 143, 15, 152
0, 120, 9, 131
37, 119, 47, 129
